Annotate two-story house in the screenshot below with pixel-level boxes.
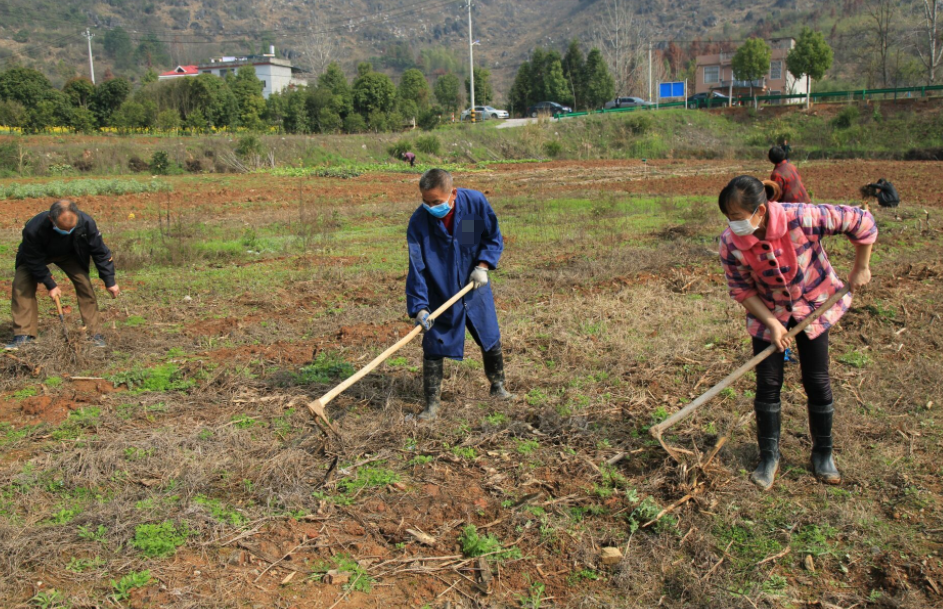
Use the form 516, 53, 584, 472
694, 38, 807, 103
158, 47, 307, 99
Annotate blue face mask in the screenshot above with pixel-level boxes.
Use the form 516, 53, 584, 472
423, 199, 452, 218
52, 224, 76, 236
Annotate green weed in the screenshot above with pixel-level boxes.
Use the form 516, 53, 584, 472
194, 494, 248, 527
12, 386, 38, 399
451, 447, 478, 460
29, 589, 69, 609
838, 350, 872, 368
111, 570, 153, 602
131, 521, 190, 557
44, 376, 63, 388
516, 440, 540, 455
109, 363, 194, 392
66, 556, 105, 573
408, 455, 434, 466
292, 353, 355, 384
517, 580, 547, 609
309, 553, 375, 592
459, 524, 522, 561
77, 524, 108, 543
336, 465, 400, 493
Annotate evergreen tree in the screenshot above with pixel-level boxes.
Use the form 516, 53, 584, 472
508, 61, 533, 116
90, 77, 131, 125
542, 51, 572, 105
398, 68, 431, 110
230, 66, 267, 130
352, 69, 397, 115
433, 73, 461, 112
103, 27, 133, 69
62, 77, 96, 107
464, 67, 493, 105
562, 39, 586, 109
584, 48, 615, 110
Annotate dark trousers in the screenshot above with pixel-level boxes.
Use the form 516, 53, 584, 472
753, 321, 832, 406
12, 260, 101, 337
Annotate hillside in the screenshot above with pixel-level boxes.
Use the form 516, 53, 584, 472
0, 0, 841, 96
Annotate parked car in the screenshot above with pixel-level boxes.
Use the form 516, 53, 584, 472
603, 96, 652, 109
460, 106, 510, 121
686, 91, 732, 109
526, 101, 573, 118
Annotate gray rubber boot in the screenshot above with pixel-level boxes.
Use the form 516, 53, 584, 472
418, 358, 444, 420
750, 401, 781, 491
483, 344, 514, 400
808, 402, 841, 484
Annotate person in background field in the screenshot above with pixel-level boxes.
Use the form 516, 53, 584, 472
861, 178, 900, 208
402, 151, 416, 167
768, 146, 811, 203
6, 200, 119, 350
717, 176, 876, 491
406, 168, 513, 420
780, 139, 792, 160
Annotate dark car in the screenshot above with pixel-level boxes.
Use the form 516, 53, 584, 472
526, 101, 573, 118
687, 91, 731, 109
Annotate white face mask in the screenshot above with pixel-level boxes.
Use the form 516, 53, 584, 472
728, 207, 760, 236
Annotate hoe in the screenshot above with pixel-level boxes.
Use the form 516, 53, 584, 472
307, 282, 475, 431
650, 286, 850, 461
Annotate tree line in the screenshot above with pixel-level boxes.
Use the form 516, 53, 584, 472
0, 61, 499, 134
508, 40, 615, 114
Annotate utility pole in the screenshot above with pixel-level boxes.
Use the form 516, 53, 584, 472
467, 0, 475, 122
84, 28, 96, 84
648, 40, 652, 101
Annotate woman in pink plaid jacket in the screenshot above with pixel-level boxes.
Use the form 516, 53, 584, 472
718, 176, 877, 491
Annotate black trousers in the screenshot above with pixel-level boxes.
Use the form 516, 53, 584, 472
752, 321, 832, 406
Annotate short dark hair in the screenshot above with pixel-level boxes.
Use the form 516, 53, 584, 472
419, 168, 453, 193
49, 199, 80, 221
719, 175, 767, 215
768, 146, 786, 165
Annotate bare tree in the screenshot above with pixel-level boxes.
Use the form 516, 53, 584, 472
300, 2, 336, 78
914, 0, 943, 84
864, 0, 899, 87
592, 0, 649, 96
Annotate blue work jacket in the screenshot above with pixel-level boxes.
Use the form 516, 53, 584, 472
406, 188, 504, 359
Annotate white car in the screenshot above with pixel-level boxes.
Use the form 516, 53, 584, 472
460, 106, 509, 121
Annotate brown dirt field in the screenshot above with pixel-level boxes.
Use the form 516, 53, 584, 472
2, 159, 939, 230
1, 159, 941, 609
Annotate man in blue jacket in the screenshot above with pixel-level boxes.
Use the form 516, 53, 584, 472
6, 200, 119, 350
407, 169, 512, 420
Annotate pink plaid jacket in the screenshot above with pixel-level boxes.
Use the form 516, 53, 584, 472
719, 202, 877, 341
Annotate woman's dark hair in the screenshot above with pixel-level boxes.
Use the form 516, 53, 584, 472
718, 175, 767, 215
768, 146, 786, 165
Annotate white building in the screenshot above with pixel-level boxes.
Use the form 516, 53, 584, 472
159, 48, 307, 98
198, 52, 307, 98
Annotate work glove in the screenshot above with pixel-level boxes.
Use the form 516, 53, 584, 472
470, 266, 489, 289
415, 309, 434, 332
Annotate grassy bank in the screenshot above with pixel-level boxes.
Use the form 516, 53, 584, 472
1, 100, 942, 180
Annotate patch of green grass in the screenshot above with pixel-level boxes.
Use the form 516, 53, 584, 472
336, 464, 399, 493
838, 350, 872, 368
123, 447, 154, 461
517, 580, 547, 609
408, 455, 434, 466
109, 363, 194, 393
712, 521, 784, 572
77, 524, 108, 543
525, 388, 548, 406
131, 521, 190, 557
791, 523, 838, 558
66, 556, 105, 573
309, 553, 376, 592
516, 439, 540, 455
0, 422, 34, 448
111, 570, 153, 602
44, 376, 63, 388
568, 569, 602, 585
12, 386, 38, 399
292, 352, 355, 384
0, 178, 171, 200
230, 414, 259, 430
458, 524, 522, 561
484, 412, 508, 425
451, 446, 478, 460
29, 589, 69, 609
120, 315, 148, 327
193, 494, 248, 527
311, 490, 357, 506
44, 508, 80, 526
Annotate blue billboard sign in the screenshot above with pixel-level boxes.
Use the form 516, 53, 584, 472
658, 81, 686, 99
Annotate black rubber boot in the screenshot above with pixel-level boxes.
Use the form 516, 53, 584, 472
750, 401, 781, 491
418, 358, 444, 420
808, 402, 841, 484
483, 344, 514, 400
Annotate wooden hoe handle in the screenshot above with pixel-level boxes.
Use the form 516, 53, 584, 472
650, 287, 851, 449
308, 283, 476, 426
53, 294, 64, 318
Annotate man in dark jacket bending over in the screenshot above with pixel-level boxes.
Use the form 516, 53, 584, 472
6, 200, 119, 350
406, 169, 513, 420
